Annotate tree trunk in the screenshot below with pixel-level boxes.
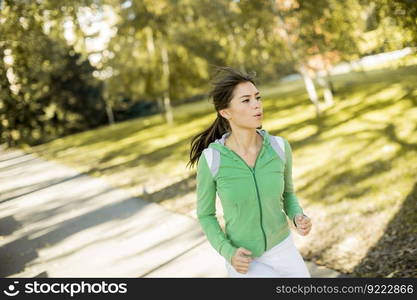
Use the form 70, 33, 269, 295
316, 70, 334, 107
105, 101, 115, 125
325, 68, 335, 94
300, 65, 321, 117
160, 37, 174, 125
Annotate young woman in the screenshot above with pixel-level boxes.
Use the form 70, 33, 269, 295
188, 66, 312, 277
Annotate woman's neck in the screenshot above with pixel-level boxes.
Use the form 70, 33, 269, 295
226, 129, 262, 155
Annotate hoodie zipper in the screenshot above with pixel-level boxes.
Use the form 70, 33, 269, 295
228, 146, 268, 252
251, 168, 267, 251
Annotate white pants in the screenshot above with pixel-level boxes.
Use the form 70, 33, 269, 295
225, 232, 311, 277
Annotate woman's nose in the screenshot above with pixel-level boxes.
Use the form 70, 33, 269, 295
252, 99, 261, 108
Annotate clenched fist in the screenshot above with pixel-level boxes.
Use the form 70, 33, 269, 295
294, 213, 312, 236
231, 247, 253, 274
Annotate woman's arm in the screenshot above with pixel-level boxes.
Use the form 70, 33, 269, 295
196, 153, 238, 264
282, 138, 305, 226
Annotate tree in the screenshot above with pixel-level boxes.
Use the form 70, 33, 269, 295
270, 0, 364, 116
0, 0, 106, 147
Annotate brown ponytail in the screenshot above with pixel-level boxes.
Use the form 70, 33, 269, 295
187, 66, 256, 169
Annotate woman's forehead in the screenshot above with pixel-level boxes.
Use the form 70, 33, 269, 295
234, 82, 259, 97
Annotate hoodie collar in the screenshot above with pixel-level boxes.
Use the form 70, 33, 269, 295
209, 128, 270, 155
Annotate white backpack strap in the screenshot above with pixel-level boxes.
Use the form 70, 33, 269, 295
202, 148, 221, 178
269, 135, 286, 164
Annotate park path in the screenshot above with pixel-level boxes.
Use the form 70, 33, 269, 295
0, 145, 344, 278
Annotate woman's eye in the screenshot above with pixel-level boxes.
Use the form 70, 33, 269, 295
243, 97, 261, 102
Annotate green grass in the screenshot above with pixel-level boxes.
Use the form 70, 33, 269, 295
25, 62, 417, 277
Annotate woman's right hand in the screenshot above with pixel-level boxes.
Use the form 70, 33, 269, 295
231, 247, 253, 274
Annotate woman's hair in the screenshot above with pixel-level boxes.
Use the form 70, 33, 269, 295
187, 66, 257, 169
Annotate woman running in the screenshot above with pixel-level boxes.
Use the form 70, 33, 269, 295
188, 66, 312, 277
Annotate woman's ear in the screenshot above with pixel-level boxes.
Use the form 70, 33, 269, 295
219, 108, 231, 120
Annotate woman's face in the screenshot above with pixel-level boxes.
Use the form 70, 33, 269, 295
220, 81, 263, 129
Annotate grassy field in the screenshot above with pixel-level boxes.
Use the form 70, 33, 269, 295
25, 62, 417, 277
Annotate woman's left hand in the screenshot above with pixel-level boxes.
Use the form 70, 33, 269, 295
294, 214, 312, 236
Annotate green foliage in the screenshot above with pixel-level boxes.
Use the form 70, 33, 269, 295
0, 1, 106, 146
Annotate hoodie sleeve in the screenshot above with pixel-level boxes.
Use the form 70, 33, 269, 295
282, 138, 304, 225
196, 152, 238, 264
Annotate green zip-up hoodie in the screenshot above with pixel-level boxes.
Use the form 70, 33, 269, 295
196, 128, 304, 264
